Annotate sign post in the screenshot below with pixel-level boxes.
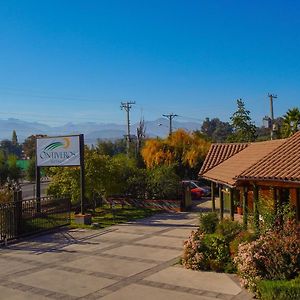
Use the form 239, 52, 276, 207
79, 134, 85, 214
36, 134, 86, 217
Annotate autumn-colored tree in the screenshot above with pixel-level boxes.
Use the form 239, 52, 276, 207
141, 129, 210, 178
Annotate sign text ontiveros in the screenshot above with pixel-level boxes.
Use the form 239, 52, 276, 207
36, 135, 80, 167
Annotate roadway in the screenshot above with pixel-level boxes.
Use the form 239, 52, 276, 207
20, 182, 48, 199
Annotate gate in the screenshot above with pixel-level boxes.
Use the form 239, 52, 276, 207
0, 196, 71, 243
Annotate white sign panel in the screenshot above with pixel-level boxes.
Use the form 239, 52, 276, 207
37, 135, 81, 167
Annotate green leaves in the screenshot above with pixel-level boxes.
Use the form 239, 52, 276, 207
281, 107, 300, 138
228, 99, 257, 142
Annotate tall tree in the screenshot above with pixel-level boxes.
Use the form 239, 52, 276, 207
281, 107, 300, 138
201, 117, 233, 142
0, 150, 8, 185
0, 139, 22, 158
22, 134, 47, 159
12, 130, 18, 145
228, 99, 257, 142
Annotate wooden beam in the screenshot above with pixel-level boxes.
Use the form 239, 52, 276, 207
242, 186, 248, 230
219, 185, 224, 220
253, 185, 259, 235
211, 182, 215, 212
230, 188, 234, 221
296, 188, 300, 222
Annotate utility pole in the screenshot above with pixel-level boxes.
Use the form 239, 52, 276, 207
162, 113, 178, 136
268, 93, 277, 140
121, 101, 135, 155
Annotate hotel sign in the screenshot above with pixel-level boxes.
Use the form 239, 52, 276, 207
36, 135, 81, 167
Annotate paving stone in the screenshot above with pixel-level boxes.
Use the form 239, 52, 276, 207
135, 235, 185, 248
113, 224, 167, 234
161, 227, 198, 238
0, 286, 50, 300
0, 209, 252, 300
103, 244, 180, 262
1, 250, 69, 264
61, 241, 114, 253
12, 268, 116, 297
91, 231, 143, 242
62, 255, 157, 277
0, 257, 35, 277
144, 266, 242, 295
100, 283, 218, 300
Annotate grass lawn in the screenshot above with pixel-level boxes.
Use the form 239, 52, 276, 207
70, 204, 159, 229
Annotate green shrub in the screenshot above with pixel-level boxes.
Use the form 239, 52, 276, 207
216, 218, 243, 242
199, 212, 219, 234
203, 234, 231, 272
257, 277, 300, 300
182, 230, 233, 272
146, 165, 180, 200
229, 231, 256, 258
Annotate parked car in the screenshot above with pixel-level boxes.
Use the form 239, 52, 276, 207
182, 180, 211, 199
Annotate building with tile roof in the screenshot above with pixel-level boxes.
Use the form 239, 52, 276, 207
200, 140, 285, 187
199, 132, 300, 223
237, 131, 300, 184
199, 143, 249, 175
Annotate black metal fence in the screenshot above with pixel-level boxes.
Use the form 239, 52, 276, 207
0, 196, 71, 243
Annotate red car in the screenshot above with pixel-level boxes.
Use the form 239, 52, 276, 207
182, 180, 210, 199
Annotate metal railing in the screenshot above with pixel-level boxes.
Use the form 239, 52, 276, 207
0, 196, 71, 243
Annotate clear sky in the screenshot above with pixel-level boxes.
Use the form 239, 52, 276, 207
0, 0, 299, 126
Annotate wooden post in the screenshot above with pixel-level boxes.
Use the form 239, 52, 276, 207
296, 188, 300, 222
211, 182, 215, 212
219, 185, 224, 220
253, 185, 259, 235
242, 186, 248, 230
229, 188, 234, 221
272, 187, 277, 215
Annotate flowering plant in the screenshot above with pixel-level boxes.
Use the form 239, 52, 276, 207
234, 219, 300, 292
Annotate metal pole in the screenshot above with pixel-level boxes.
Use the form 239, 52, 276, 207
80, 134, 85, 214
35, 139, 41, 213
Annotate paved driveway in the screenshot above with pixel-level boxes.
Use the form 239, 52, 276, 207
0, 212, 253, 299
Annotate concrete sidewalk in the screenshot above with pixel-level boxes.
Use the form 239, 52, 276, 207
0, 211, 253, 299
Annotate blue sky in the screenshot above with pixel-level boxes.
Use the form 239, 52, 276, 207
0, 0, 299, 126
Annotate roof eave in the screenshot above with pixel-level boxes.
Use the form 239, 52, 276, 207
200, 175, 236, 188
237, 177, 300, 185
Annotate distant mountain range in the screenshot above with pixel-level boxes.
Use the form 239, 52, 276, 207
0, 118, 201, 145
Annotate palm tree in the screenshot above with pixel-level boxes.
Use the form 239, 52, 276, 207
282, 107, 300, 137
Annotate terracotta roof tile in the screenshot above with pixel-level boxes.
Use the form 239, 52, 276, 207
199, 143, 249, 175
200, 139, 285, 187
238, 131, 300, 183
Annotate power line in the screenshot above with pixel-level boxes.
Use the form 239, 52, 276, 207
162, 113, 178, 136
121, 101, 136, 155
